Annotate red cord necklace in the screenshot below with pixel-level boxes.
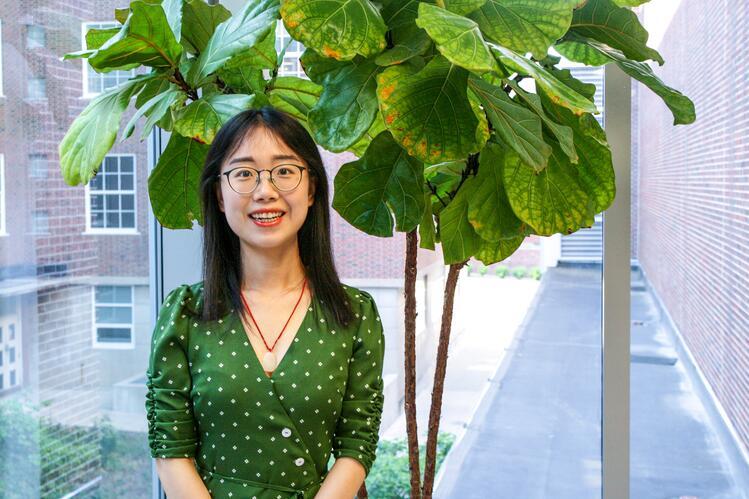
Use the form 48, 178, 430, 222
240, 277, 307, 376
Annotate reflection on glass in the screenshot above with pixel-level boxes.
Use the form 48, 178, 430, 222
0, 5, 152, 497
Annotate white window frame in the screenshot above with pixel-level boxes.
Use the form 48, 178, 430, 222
0, 19, 4, 97
275, 20, 306, 78
0, 154, 6, 236
26, 24, 45, 49
0, 314, 23, 392
92, 285, 135, 349
84, 153, 139, 235
81, 22, 135, 98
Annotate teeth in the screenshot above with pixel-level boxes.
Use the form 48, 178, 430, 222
251, 212, 283, 220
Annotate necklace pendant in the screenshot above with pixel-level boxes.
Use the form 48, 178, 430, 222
262, 351, 278, 372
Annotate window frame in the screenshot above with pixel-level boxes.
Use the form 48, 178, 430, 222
92, 285, 136, 350
0, 154, 5, 236
84, 153, 139, 235
81, 21, 136, 98
0, 19, 4, 97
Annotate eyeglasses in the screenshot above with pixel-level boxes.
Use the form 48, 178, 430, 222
218, 164, 307, 194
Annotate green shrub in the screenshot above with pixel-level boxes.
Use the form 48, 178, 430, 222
494, 265, 510, 278
512, 266, 527, 279
478, 265, 488, 276
529, 267, 543, 280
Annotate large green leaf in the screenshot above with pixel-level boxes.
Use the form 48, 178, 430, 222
585, 39, 696, 125
416, 3, 498, 73
502, 139, 594, 236
281, 0, 387, 61
220, 21, 278, 71
148, 134, 210, 229
470, 0, 574, 60
377, 55, 480, 163
569, 0, 663, 65
173, 94, 257, 144
62, 27, 121, 61
468, 75, 551, 171
161, 0, 183, 42
475, 234, 525, 265
442, 0, 487, 15
374, 26, 432, 67
218, 66, 266, 95
59, 74, 155, 185
267, 76, 323, 132
299, 48, 350, 84
419, 189, 437, 250
467, 141, 526, 241
539, 90, 616, 214
350, 111, 387, 157
612, 0, 651, 6
508, 80, 577, 163
181, 0, 232, 53
122, 85, 182, 141
491, 44, 598, 115
439, 176, 482, 263
88, 1, 182, 71
187, 0, 280, 86
555, 39, 611, 66
308, 58, 381, 152
332, 131, 424, 236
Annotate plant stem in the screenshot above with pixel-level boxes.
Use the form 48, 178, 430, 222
170, 69, 198, 101
421, 260, 467, 498
426, 180, 447, 208
356, 482, 368, 498
404, 230, 422, 499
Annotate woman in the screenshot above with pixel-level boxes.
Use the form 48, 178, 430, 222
145, 107, 386, 498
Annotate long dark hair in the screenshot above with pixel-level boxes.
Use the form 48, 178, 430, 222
198, 106, 354, 328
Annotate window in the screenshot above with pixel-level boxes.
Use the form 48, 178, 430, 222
26, 25, 45, 48
0, 154, 5, 235
275, 21, 306, 78
85, 155, 137, 232
82, 22, 136, 97
27, 77, 46, 99
31, 210, 49, 234
93, 286, 134, 348
29, 153, 47, 178
0, 320, 21, 392
0, 20, 4, 96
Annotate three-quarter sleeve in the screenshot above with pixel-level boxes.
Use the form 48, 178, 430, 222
145, 284, 199, 459
332, 290, 386, 478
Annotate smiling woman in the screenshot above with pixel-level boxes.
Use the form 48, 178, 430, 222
145, 107, 386, 498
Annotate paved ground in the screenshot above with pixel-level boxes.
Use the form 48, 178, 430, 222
409, 265, 749, 499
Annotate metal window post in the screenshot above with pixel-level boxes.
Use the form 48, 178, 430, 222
602, 63, 632, 499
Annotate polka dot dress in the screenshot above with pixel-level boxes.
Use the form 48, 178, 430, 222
145, 282, 385, 498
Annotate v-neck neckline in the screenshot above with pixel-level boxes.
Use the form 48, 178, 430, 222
233, 292, 316, 380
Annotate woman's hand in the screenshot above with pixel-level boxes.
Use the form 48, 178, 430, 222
155, 457, 212, 499
314, 456, 367, 499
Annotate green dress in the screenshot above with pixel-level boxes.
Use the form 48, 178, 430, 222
145, 281, 386, 498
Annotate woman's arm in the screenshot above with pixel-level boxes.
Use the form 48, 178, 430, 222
315, 457, 366, 499
155, 458, 212, 499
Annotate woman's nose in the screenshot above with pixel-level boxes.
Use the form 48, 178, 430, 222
252, 171, 279, 199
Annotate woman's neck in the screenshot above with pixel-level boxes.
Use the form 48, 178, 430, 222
239, 240, 307, 295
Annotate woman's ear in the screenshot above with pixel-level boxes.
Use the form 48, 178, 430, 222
216, 183, 225, 212
307, 177, 316, 207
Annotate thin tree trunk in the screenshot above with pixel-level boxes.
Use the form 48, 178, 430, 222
404, 230, 422, 499
421, 260, 467, 498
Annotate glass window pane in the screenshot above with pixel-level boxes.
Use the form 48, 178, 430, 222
120, 212, 135, 228
120, 195, 134, 210
105, 195, 119, 210
105, 212, 119, 228
120, 174, 133, 190
104, 173, 118, 190
97, 327, 132, 343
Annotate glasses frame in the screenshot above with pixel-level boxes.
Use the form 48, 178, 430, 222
217, 164, 308, 195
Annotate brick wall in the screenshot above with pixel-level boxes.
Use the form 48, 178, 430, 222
637, 0, 749, 452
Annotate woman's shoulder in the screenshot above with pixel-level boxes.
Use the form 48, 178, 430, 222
161, 281, 205, 316
339, 284, 379, 317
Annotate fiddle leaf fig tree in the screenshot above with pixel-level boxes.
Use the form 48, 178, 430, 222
59, 0, 695, 497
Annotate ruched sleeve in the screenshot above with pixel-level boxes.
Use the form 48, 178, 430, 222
332, 290, 386, 478
145, 284, 199, 459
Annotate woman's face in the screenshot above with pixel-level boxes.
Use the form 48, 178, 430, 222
216, 126, 315, 252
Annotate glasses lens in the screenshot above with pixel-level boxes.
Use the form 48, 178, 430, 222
228, 168, 258, 194
271, 165, 302, 191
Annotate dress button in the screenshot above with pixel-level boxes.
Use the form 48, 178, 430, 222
294, 457, 305, 467
281, 428, 292, 438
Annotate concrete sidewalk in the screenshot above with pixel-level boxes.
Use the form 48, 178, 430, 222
434, 265, 749, 499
